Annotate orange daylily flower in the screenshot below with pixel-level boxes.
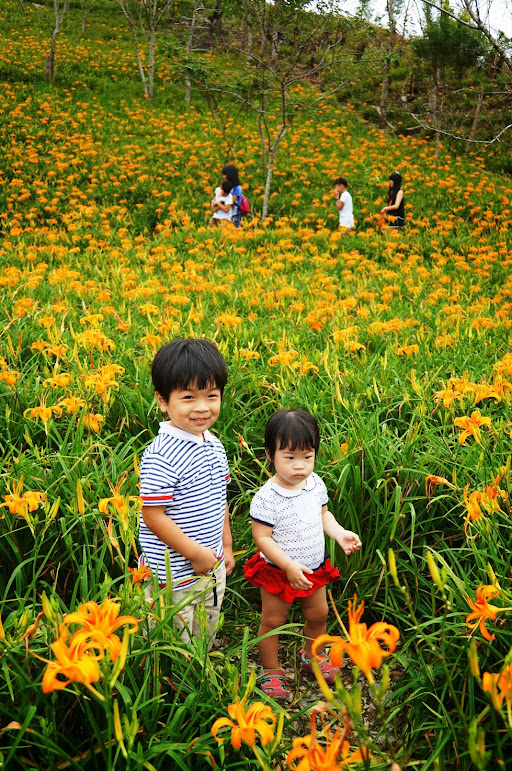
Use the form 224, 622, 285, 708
211, 700, 276, 749
0, 479, 45, 532
466, 584, 501, 641
24, 403, 62, 424
42, 630, 101, 693
313, 596, 400, 684
454, 410, 492, 445
128, 565, 152, 585
99, 478, 143, 530
482, 662, 512, 710
425, 474, 455, 499
287, 709, 368, 770
60, 599, 139, 662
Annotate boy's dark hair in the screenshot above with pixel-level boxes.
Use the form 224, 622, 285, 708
152, 338, 228, 401
334, 177, 348, 188
221, 180, 232, 195
264, 409, 320, 461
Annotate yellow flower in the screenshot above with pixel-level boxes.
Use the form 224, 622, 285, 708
313, 596, 399, 684
454, 410, 492, 445
211, 700, 276, 749
24, 403, 62, 424
82, 413, 104, 432
58, 396, 86, 414
433, 388, 463, 409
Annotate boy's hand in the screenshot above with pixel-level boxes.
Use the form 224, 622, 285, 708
285, 561, 314, 591
224, 545, 235, 576
336, 529, 362, 556
191, 546, 218, 576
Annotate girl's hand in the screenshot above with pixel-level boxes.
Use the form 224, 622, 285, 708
285, 561, 314, 591
336, 529, 362, 555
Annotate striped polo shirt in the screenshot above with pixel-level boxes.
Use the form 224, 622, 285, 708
139, 422, 230, 588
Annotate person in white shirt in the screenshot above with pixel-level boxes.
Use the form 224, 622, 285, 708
333, 176, 354, 231
209, 180, 234, 227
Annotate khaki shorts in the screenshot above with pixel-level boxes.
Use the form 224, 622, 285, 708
145, 562, 226, 649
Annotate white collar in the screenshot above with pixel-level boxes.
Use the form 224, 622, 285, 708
269, 473, 316, 498
158, 421, 213, 445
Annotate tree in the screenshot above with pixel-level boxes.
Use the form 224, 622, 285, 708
411, 2, 491, 153
192, 0, 348, 220
45, 0, 70, 80
115, 0, 173, 98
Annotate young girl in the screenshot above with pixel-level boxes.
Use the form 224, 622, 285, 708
381, 171, 405, 228
244, 409, 361, 699
210, 180, 233, 227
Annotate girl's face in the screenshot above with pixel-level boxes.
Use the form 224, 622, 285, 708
269, 444, 315, 489
389, 179, 394, 189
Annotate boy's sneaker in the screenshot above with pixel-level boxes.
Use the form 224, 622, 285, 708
257, 668, 288, 700
299, 649, 340, 685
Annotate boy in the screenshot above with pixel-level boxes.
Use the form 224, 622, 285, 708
210, 180, 233, 227
333, 176, 354, 232
138, 338, 235, 646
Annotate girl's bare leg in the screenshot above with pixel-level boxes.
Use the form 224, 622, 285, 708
299, 587, 328, 658
257, 587, 291, 669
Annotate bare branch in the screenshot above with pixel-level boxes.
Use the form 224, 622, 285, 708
410, 112, 512, 143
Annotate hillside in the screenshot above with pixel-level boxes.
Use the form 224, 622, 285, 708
1, 1, 512, 769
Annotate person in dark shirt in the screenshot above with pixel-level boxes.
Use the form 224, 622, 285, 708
381, 171, 405, 228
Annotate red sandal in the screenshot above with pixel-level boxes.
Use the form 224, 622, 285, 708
257, 668, 288, 700
299, 649, 340, 685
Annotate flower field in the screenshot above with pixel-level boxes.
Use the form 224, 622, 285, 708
1, 1, 512, 769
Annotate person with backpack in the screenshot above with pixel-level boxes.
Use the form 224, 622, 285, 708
222, 164, 249, 227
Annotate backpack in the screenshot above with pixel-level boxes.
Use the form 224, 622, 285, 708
239, 194, 250, 216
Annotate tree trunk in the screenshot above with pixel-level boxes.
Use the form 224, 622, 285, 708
261, 124, 288, 221
45, 37, 56, 80
148, 24, 156, 99
469, 84, 484, 142
209, 0, 222, 44
380, 0, 396, 129
185, 1, 201, 105
258, 112, 267, 173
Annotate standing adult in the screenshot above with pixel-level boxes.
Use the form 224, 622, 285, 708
222, 164, 242, 228
381, 172, 405, 228
333, 177, 354, 232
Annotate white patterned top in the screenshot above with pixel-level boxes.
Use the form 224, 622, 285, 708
250, 472, 328, 570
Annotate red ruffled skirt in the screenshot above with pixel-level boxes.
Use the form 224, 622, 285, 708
244, 553, 340, 603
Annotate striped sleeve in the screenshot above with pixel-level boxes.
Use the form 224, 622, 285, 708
140, 449, 179, 506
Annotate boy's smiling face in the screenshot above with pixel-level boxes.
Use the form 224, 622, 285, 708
156, 381, 222, 436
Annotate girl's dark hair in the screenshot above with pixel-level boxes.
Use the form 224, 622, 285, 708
388, 171, 402, 203
265, 409, 320, 461
152, 338, 228, 401
222, 164, 240, 186
221, 180, 232, 194
334, 176, 348, 187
